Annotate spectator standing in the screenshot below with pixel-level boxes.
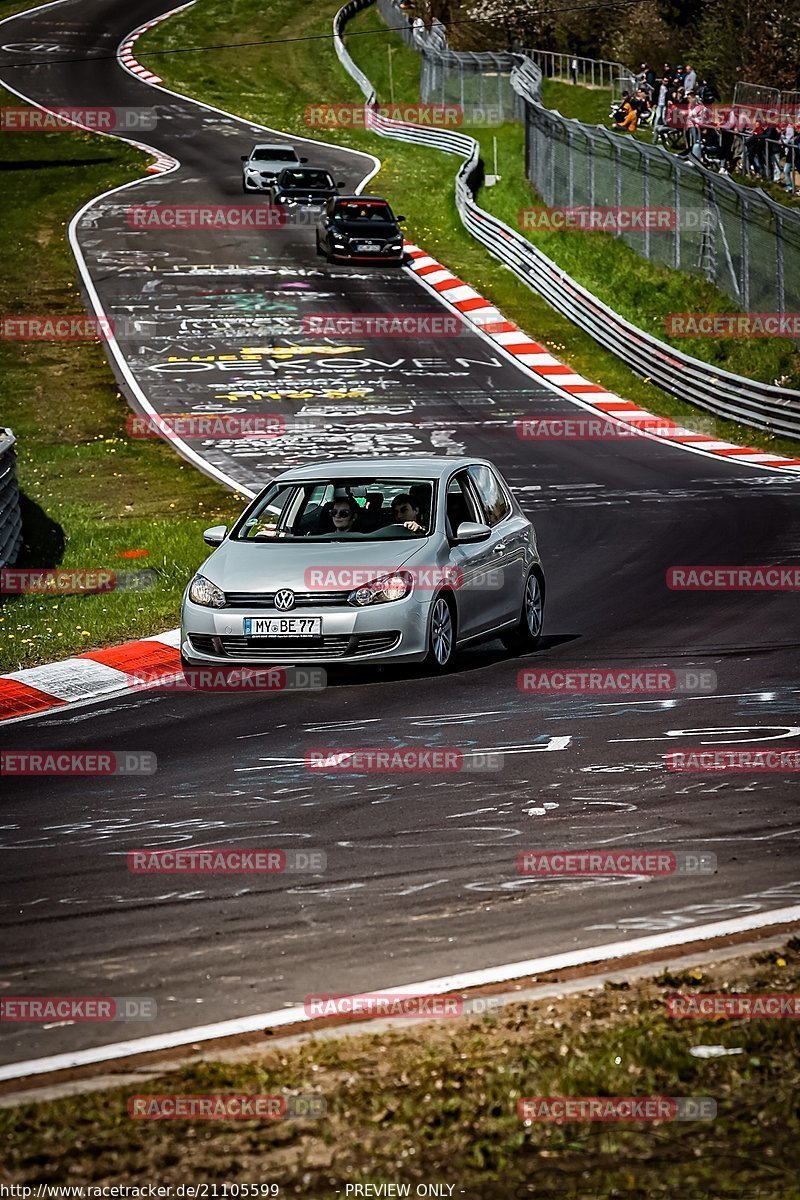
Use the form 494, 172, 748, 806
746, 119, 768, 177
781, 121, 797, 193
764, 121, 781, 181
570, 56, 578, 85
652, 76, 669, 143
683, 63, 697, 95
686, 94, 705, 161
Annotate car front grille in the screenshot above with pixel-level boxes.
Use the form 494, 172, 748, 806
189, 633, 400, 660
223, 590, 350, 608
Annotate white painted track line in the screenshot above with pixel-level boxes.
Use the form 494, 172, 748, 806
2, 905, 798, 1082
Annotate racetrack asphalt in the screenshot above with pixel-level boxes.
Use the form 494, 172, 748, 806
0, 0, 798, 1071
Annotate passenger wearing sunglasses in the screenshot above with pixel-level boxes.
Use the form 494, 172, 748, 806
329, 494, 363, 534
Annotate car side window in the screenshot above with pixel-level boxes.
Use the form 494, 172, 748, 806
468, 465, 510, 528
446, 472, 482, 538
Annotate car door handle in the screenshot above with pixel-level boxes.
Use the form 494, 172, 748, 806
492, 541, 507, 553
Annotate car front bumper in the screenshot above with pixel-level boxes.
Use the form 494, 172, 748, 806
328, 249, 404, 263
181, 593, 431, 665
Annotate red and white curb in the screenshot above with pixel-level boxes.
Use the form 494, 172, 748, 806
0, 630, 181, 725
117, 4, 193, 172
403, 242, 800, 474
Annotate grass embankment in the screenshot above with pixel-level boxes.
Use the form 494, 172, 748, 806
2, 941, 799, 1194
0, 0, 611, 676
0, 89, 242, 672
137, 0, 800, 455
541, 78, 612, 125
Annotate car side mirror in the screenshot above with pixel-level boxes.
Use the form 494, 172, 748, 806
203, 524, 227, 546
337, 181, 346, 187
300, 156, 309, 163
396, 214, 406, 221
454, 521, 491, 544
241, 155, 248, 161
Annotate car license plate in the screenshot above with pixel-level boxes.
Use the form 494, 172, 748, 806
356, 242, 380, 252
243, 617, 322, 636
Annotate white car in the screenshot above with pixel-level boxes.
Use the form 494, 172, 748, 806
241, 143, 308, 192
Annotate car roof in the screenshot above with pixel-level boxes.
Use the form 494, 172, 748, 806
273, 457, 495, 482
250, 144, 297, 154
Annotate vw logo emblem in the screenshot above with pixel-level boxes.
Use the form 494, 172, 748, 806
274, 589, 295, 611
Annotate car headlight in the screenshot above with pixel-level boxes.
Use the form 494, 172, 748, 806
188, 574, 226, 608
348, 571, 412, 606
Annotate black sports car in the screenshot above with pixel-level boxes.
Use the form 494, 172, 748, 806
266, 167, 344, 214
315, 196, 406, 264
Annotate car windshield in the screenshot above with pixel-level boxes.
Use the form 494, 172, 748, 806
281, 170, 333, 188
251, 148, 297, 162
333, 201, 393, 223
233, 479, 435, 541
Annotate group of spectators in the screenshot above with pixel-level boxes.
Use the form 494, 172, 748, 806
610, 62, 799, 195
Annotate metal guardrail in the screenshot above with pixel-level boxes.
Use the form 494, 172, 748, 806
334, 0, 800, 438
0, 429, 23, 569
525, 48, 633, 99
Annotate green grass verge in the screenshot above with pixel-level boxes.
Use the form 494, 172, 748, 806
0, 86, 242, 673
541, 78, 613, 125
137, 0, 800, 460
3, 941, 799, 1193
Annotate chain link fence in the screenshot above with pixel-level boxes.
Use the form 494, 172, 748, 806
376, 0, 532, 122
516, 85, 800, 320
